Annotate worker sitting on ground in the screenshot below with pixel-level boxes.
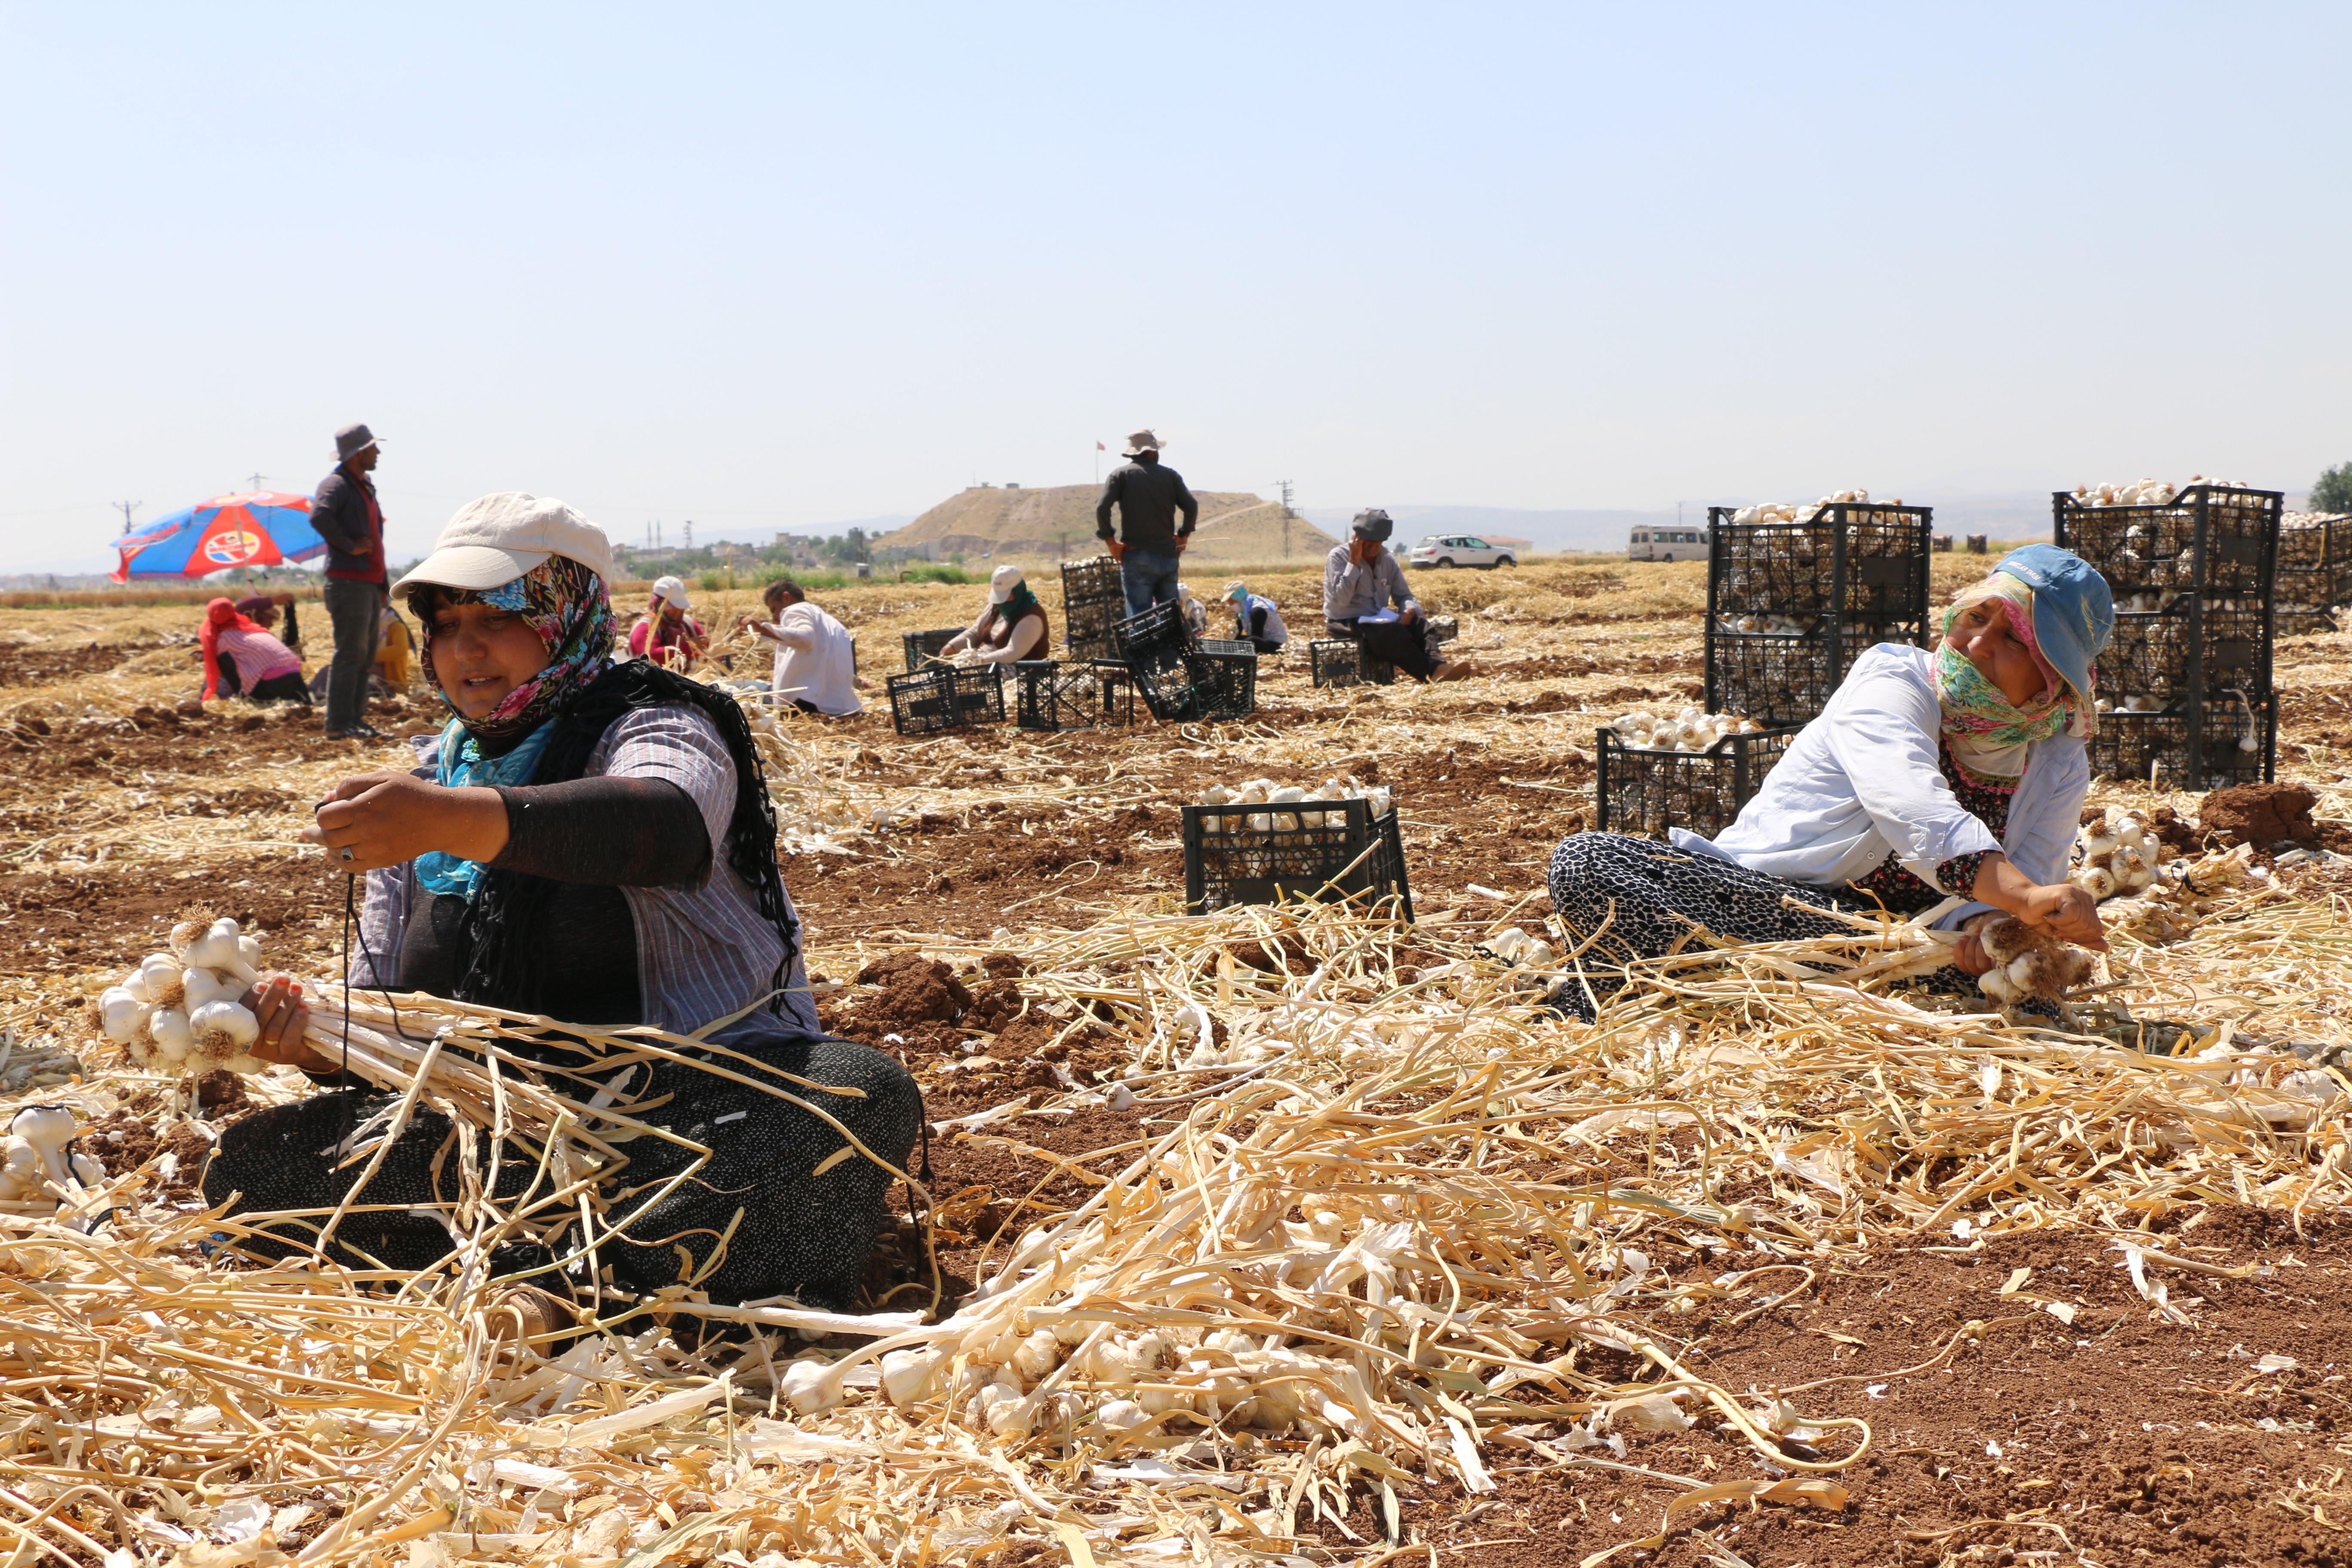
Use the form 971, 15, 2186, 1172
1545, 544, 2114, 1021
199, 597, 309, 704
628, 574, 708, 672
939, 564, 1051, 665
1177, 582, 1209, 639
211, 493, 917, 1317
742, 576, 863, 715
1224, 580, 1288, 654
1323, 509, 1473, 682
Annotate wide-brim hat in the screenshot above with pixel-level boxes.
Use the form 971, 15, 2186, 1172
1992, 542, 2114, 704
335, 422, 380, 461
391, 492, 616, 595
1122, 428, 1162, 457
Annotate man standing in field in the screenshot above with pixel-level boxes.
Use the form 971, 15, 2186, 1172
1095, 428, 1198, 619
311, 423, 388, 739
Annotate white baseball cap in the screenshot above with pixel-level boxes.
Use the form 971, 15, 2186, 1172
989, 564, 1024, 604
651, 574, 692, 609
392, 492, 616, 594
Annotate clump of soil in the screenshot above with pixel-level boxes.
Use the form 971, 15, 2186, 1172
833, 954, 971, 1045
978, 951, 1023, 980
2201, 781, 2324, 848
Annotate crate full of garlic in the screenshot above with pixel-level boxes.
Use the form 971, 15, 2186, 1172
1704, 490, 1932, 727
2276, 511, 2352, 634
2052, 479, 2282, 594
1180, 778, 1411, 918
1595, 708, 1797, 841
2093, 591, 2270, 716
2088, 688, 2274, 790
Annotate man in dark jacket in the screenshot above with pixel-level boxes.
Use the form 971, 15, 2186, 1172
312, 423, 389, 738
1095, 429, 1198, 618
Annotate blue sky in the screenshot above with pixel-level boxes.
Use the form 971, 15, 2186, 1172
3, 3, 2347, 572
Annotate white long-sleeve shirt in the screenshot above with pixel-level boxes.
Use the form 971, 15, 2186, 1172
1671, 643, 2089, 929
759, 602, 862, 715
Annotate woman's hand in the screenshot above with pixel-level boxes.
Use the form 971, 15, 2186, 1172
2021, 881, 2109, 950
1951, 930, 1994, 975
239, 974, 337, 1072
303, 772, 510, 875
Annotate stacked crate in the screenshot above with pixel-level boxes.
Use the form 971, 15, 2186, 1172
1061, 556, 1127, 662
2053, 485, 2282, 787
2275, 512, 2352, 636
1704, 502, 1935, 726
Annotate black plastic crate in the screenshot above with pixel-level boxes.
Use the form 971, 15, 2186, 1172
1181, 797, 1412, 919
1595, 725, 1801, 841
2276, 514, 2352, 635
1112, 599, 1197, 665
1704, 505, 1931, 727
1309, 638, 1360, 688
2053, 484, 2283, 595
1199, 637, 1256, 656
885, 665, 1004, 736
901, 627, 964, 672
2098, 594, 2270, 705
1427, 615, 1459, 645
1133, 649, 1257, 721
1704, 617, 1916, 729
1061, 554, 1124, 605
2090, 690, 2275, 789
1014, 659, 1136, 732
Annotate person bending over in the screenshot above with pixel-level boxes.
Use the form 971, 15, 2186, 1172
205, 493, 918, 1314
628, 574, 708, 672
940, 565, 1051, 665
1544, 544, 2113, 1020
743, 577, 862, 715
1323, 509, 1472, 682
1224, 580, 1288, 654
200, 597, 308, 704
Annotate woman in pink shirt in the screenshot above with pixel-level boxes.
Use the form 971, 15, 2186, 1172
199, 597, 308, 703
626, 574, 708, 673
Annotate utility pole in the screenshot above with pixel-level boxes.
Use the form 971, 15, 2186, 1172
111, 500, 141, 534
683, 520, 692, 549
245, 472, 266, 494
1278, 480, 1294, 560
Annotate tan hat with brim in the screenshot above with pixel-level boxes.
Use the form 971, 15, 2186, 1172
392, 492, 616, 594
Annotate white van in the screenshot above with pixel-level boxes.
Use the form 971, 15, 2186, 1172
1628, 526, 1709, 562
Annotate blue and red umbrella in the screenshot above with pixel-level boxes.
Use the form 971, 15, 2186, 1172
108, 491, 326, 582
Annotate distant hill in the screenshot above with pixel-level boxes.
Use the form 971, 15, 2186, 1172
881, 484, 1338, 564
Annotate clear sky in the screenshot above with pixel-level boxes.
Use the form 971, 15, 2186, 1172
3, 3, 2347, 573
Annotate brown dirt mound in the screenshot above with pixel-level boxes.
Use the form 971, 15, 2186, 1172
2201, 781, 2319, 848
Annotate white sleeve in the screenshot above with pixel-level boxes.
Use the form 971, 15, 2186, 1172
588, 706, 737, 884
771, 605, 817, 652
1820, 662, 2001, 886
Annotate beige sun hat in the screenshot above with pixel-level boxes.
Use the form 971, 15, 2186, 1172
391, 493, 616, 593
1122, 428, 1163, 456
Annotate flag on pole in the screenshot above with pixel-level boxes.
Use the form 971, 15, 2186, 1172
1096, 441, 1106, 451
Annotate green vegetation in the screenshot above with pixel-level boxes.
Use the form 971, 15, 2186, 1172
2314, 462, 2352, 514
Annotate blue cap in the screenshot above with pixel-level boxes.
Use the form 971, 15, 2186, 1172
1993, 543, 2114, 703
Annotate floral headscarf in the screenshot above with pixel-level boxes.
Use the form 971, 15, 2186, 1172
1933, 571, 2092, 781
411, 555, 613, 900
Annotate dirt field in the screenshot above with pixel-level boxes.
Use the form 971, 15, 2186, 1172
3, 557, 2349, 1568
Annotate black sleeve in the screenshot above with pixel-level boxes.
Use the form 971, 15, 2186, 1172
488, 776, 713, 886
1095, 472, 1120, 539
1173, 470, 1198, 533
1250, 605, 1268, 638
310, 472, 365, 554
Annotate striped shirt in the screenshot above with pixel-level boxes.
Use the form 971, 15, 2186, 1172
354, 704, 819, 1038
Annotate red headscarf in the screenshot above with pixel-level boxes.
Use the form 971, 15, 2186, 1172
199, 597, 263, 700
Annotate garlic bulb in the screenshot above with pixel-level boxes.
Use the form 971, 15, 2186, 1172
1606, 707, 1761, 753
110, 919, 282, 1077
98, 987, 148, 1044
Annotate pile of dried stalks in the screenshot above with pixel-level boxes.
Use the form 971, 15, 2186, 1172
4, 857, 2345, 1568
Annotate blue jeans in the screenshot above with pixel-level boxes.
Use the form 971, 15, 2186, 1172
1119, 550, 1182, 619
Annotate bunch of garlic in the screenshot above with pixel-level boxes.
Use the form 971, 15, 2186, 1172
1725, 489, 1899, 526
2068, 812, 2165, 900
0, 1106, 105, 1225
2101, 841, 2266, 944
1606, 707, 1763, 753
1974, 915, 2096, 1007
2072, 475, 2253, 508
1197, 777, 1392, 832
1712, 612, 1819, 636
1483, 925, 1560, 968
98, 918, 270, 1075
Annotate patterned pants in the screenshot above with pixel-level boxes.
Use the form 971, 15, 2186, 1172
1546, 831, 1882, 1019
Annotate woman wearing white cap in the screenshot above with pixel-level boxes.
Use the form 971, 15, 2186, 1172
628, 573, 708, 672
939, 564, 1051, 665
206, 493, 919, 1315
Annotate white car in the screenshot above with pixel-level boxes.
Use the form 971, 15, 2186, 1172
1403, 535, 1516, 570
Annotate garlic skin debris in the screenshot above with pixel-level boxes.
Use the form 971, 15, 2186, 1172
108, 919, 281, 1077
